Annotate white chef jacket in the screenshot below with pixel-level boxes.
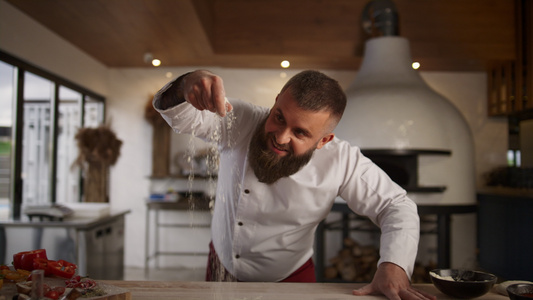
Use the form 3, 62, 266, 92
153, 90, 420, 282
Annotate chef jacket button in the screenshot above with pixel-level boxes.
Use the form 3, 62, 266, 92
244, 189, 250, 194
238, 221, 243, 226
235, 254, 240, 259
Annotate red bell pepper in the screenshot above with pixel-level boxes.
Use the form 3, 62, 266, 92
13, 249, 48, 271
47, 260, 77, 278
32, 257, 52, 276
12, 251, 29, 270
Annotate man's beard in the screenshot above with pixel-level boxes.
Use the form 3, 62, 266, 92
248, 118, 316, 184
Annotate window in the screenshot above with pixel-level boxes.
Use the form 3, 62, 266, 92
0, 61, 14, 219
56, 86, 82, 205
0, 50, 105, 219
22, 72, 53, 206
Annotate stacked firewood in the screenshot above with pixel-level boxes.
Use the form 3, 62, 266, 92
324, 237, 436, 283
324, 237, 379, 282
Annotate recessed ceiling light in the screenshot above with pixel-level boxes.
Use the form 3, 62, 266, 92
412, 62, 420, 70
144, 52, 161, 67
281, 60, 290, 68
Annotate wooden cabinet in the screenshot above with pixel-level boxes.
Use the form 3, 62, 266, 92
477, 188, 533, 281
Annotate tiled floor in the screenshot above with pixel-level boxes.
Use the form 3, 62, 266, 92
124, 266, 206, 281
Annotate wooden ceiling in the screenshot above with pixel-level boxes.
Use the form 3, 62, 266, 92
7, 0, 517, 71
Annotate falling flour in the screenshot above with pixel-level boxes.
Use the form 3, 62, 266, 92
186, 106, 237, 283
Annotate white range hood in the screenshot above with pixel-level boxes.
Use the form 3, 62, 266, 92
335, 36, 476, 205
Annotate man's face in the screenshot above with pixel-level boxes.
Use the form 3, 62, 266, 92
247, 89, 335, 184
264, 89, 334, 156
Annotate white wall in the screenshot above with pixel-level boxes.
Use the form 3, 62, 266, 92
1, 0, 509, 271
422, 73, 508, 184
0, 1, 108, 96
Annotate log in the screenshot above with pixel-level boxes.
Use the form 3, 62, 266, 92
343, 237, 357, 248
324, 266, 338, 279
339, 263, 356, 282
325, 237, 435, 283
324, 239, 381, 282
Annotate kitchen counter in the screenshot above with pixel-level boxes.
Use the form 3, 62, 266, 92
100, 281, 509, 300
0, 209, 130, 229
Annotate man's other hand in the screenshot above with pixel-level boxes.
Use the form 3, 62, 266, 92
352, 262, 436, 300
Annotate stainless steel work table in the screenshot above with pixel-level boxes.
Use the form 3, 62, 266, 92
144, 196, 211, 276
0, 209, 130, 279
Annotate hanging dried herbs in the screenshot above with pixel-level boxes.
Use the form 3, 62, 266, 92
73, 125, 122, 202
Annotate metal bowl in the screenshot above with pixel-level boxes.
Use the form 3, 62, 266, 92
507, 283, 533, 300
429, 269, 497, 299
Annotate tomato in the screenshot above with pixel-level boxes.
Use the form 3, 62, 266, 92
47, 260, 77, 279
45, 290, 59, 300
42, 285, 65, 299
52, 286, 66, 295
0, 265, 9, 270
43, 283, 51, 294
14, 249, 48, 271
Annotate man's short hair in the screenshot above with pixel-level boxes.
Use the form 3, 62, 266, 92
280, 70, 347, 130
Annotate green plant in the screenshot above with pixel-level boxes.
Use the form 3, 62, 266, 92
0, 141, 11, 155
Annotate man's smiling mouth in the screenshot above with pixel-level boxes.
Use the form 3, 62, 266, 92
270, 137, 290, 154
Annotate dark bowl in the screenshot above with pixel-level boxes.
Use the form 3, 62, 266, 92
429, 269, 497, 299
507, 283, 533, 299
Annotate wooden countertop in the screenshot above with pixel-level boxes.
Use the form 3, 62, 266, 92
478, 186, 533, 199
100, 281, 509, 300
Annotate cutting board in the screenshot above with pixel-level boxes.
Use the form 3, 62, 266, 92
0, 278, 130, 299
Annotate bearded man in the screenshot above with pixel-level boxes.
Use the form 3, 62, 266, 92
153, 70, 435, 300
